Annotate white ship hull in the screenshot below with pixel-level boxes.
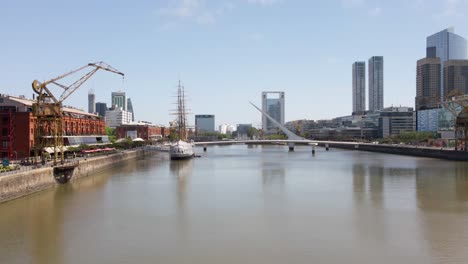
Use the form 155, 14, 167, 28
169, 140, 194, 160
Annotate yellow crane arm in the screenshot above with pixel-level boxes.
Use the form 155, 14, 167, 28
32, 61, 124, 103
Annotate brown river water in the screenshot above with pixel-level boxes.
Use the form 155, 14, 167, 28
1, 145, 468, 264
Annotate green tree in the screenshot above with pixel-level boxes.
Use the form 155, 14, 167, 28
247, 127, 258, 139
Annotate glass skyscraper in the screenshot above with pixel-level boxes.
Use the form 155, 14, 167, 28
195, 115, 215, 134
368, 56, 384, 112
88, 90, 95, 114
127, 98, 134, 122
426, 27, 467, 98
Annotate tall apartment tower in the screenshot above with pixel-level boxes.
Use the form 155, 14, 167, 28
111, 91, 127, 110
416, 57, 441, 110
88, 90, 95, 114
368, 56, 384, 112
444, 60, 468, 96
352, 62, 366, 113
426, 27, 467, 98
127, 98, 134, 122
262, 91, 285, 134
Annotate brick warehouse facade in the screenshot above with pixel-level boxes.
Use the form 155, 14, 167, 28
0, 94, 105, 159
116, 123, 165, 141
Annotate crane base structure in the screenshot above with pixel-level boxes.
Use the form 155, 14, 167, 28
32, 62, 124, 167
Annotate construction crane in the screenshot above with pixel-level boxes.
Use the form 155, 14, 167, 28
440, 89, 468, 150
32, 62, 124, 166
441, 89, 468, 117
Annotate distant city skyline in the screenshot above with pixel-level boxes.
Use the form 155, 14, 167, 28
2, 1, 468, 127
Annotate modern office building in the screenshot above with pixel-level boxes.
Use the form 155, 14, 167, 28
105, 107, 133, 128
368, 56, 384, 112
262, 91, 285, 133
195, 115, 215, 134
417, 107, 457, 133
111, 91, 127, 111
95, 102, 107, 118
444, 60, 468, 96
416, 57, 441, 110
88, 90, 95, 114
378, 106, 415, 138
127, 98, 134, 122
352, 62, 366, 114
426, 27, 467, 98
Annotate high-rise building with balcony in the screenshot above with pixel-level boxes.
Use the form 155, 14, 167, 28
416, 57, 441, 110
352, 62, 366, 113
444, 60, 468, 96
368, 56, 384, 112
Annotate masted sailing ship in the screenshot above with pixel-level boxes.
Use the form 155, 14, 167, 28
169, 81, 195, 160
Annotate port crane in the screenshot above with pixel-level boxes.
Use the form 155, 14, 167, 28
439, 89, 468, 150
32, 62, 124, 166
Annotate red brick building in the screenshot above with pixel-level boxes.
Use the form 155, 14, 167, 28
0, 94, 106, 160
116, 123, 165, 141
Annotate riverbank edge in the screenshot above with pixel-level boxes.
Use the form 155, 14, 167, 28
317, 142, 468, 161
0, 149, 149, 204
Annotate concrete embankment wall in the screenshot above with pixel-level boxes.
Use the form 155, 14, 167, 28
0, 167, 54, 204
318, 142, 468, 161
71, 149, 144, 181
0, 149, 147, 204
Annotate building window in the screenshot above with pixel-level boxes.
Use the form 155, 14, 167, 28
2, 140, 9, 148
2, 128, 7, 137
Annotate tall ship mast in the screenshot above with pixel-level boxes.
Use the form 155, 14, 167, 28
169, 80, 195, 160
176, 80, 188, 141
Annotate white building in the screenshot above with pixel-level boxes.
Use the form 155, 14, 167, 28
219, 124, 236, 134
105, 107, 132, 128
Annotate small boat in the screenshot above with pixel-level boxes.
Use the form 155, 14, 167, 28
169, 80, 195, 160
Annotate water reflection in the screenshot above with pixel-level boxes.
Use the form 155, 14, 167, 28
261, 161, 285, 187
415, 162, 468, 262
169, 159, 194, 241
352, 164, 387, 244
170, 159, 194, 207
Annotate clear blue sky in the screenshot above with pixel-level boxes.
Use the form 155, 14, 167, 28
1, 0, 468, 128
